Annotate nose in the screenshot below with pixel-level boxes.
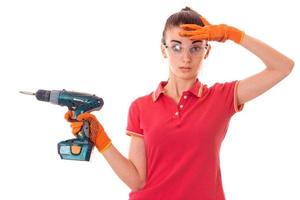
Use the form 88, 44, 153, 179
182, 49, 192, 63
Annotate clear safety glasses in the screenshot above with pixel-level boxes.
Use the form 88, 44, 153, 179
164, 42, 208, 57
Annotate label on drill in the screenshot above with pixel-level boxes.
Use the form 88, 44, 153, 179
59, 146, 71, 155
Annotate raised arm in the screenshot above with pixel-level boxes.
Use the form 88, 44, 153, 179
179, 16, 294, 105
237, 34, 294, 105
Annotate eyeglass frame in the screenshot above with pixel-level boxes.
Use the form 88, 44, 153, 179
163, 40, 209, 57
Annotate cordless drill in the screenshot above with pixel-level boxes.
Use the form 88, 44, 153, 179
20, 89, 104, 161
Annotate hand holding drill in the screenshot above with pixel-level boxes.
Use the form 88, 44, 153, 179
65, 111, 112, 153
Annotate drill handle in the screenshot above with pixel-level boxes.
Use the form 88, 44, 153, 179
68, 110, 91, 140
80, 121, 90, 138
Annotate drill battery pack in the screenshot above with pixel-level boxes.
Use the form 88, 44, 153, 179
58, 138, 93, 161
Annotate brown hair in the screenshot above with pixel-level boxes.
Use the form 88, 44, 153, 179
161, 7, 204, 45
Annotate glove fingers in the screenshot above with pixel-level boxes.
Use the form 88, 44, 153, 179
64, 111, 73, 122
71, 122, 84, 135
77, 112, 96, 122
189, 34, 210, 41
179, 30, 205, 37
180, 24, 202, 30
72, 127, 81, 135
71, 121, 84, 129
200, 16, 212, 26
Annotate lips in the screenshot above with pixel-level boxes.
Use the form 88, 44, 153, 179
179, 66, 192, 70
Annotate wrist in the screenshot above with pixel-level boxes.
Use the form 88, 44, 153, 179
94, 129, 112, 153
227, 25, 245, 44
99, 141, 112, 153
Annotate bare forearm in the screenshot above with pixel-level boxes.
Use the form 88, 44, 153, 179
101, 144, 144, 191
240, 34, 294, 73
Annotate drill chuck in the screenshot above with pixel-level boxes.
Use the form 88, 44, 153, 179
20, 90, 61, 104
35, 90, 51, 102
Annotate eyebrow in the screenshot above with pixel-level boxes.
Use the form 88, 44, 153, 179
192, 40, 204, 44
170, 40, 204, 44
170, 40, 182, 44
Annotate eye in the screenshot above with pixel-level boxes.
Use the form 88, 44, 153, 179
190, 45, 202, 53
171, 44, 182, 52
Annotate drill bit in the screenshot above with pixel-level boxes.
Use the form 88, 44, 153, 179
19, 91, 36, 95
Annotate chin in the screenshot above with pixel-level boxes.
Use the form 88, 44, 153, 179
175, 73, 198, 80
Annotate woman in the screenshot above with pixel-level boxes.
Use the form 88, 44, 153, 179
65, 7, 294, 200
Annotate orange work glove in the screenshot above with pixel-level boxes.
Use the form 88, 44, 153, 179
64, 111, 112, 153
179, 16, 245, 44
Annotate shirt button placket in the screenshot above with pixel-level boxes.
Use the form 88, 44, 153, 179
174, 94, 188, 118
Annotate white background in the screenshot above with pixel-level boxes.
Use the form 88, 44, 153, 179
1, 0, 299, 199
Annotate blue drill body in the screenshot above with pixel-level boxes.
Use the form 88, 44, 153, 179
31, 89, 104, 161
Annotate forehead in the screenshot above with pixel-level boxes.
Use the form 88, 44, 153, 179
164, 26, 207, 45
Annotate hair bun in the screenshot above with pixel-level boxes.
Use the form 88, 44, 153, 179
181, 6, 192, 11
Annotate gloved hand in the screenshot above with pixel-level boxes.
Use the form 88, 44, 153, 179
179, 16, 245, 44
64, 111, 112, 153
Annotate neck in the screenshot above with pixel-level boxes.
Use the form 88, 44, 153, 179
164, 77, 197, 99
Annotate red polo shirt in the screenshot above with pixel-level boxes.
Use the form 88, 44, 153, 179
126, 79, 244, 200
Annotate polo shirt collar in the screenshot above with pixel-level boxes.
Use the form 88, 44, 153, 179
152, 79, 203, 102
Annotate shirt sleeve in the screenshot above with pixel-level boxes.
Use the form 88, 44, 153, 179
213, 80, 244, 116
126, 99, 144, 138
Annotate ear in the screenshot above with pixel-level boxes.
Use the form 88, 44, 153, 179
204, 44, 211, 59
161, 44, 167, 58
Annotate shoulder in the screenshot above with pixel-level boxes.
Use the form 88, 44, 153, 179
129, 92, 154, 108
209, 80, 237, 90
205, 80, 238, 95
199, 81, 239, 101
